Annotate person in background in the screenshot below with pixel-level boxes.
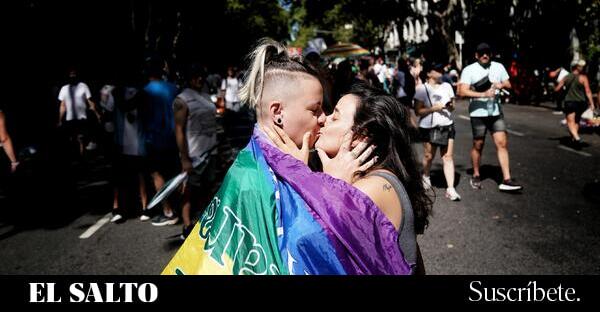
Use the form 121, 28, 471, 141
58, 68, 100, 157
110, 82, 149, 223
220, 66, 241, 112
394, 58, 417, 128
410, 58, 424, 88
373, 57, 390, 93
356, 58, 382, 90
173, 64, 218, 239
142, 57, 180, 226
554, 60, 596, 149
414, 63, 461, 201
549, 64, 570, 114
0, 107, 18, 174
458, 43, 523, 192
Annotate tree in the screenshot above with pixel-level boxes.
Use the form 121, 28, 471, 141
427, 0, 468, 64
291, 0, 410, 50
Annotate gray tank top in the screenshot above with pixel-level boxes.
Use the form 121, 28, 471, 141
368, 171, 417, 273
176, 88, 218, 167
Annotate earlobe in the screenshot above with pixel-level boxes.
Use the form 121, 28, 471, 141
269, 100, 283, 126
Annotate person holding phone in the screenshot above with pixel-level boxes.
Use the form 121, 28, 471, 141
414, 63, 460, 201
458, 43, 522, 192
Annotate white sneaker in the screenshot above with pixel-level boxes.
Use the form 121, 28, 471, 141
422, 175, 432, 190
140, 209, 150, 222
445, 188, 461, 201
110, 213, 123, 223
86, 142, 98, 151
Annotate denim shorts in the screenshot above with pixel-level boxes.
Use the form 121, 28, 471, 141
419, 124, 456, 143
470, 115, 506, 139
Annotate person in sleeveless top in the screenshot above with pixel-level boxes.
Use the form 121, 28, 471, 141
267, 82, 432, 274
174, 64, 218, 240
554, 60, 596, 149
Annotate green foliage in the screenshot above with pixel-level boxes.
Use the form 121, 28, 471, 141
576, 0, 600, 61
225, 0, 289, 42
296, 0, 409, 48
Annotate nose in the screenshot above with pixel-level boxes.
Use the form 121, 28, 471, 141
317, 111, 327, 127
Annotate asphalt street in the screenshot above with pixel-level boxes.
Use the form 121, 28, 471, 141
0, 100, 598, 274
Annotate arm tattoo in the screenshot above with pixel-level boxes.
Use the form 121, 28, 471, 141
383, 184, 393, 192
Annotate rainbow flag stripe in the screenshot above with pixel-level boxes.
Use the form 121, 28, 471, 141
162, 128, 410, 275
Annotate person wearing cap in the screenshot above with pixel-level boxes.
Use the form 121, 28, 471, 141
414, 63, 461, 201
554, 59, 596, 149
458, 43, 523, 192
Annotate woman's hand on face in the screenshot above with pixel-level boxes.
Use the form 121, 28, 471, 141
263, 125, 312, 165
316, 133, 378, 184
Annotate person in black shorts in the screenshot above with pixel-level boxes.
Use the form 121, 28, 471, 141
554, 60, 596, 149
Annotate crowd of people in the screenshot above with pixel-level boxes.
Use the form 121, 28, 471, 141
8, 58, 253, 240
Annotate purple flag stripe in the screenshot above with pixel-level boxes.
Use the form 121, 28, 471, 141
256, 133, 410, 275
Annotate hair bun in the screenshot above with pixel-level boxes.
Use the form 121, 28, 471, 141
265, 45, 288, 64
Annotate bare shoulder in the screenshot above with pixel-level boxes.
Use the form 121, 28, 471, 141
173, 97, 189, 111
353, 173, 402, 230
353, 175, 389, 200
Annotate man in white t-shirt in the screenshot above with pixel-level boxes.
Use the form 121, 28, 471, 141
58, 69, 99, 156
220, 66, 241, 112
549, 65, 569, 113
458, 43, 522, 192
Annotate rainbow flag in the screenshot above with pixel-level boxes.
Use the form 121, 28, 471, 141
162, 127, 410, 275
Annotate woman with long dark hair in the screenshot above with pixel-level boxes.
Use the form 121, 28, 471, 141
269, 82, 432, 274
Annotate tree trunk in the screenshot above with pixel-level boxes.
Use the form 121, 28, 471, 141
434, 0, 460, 64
